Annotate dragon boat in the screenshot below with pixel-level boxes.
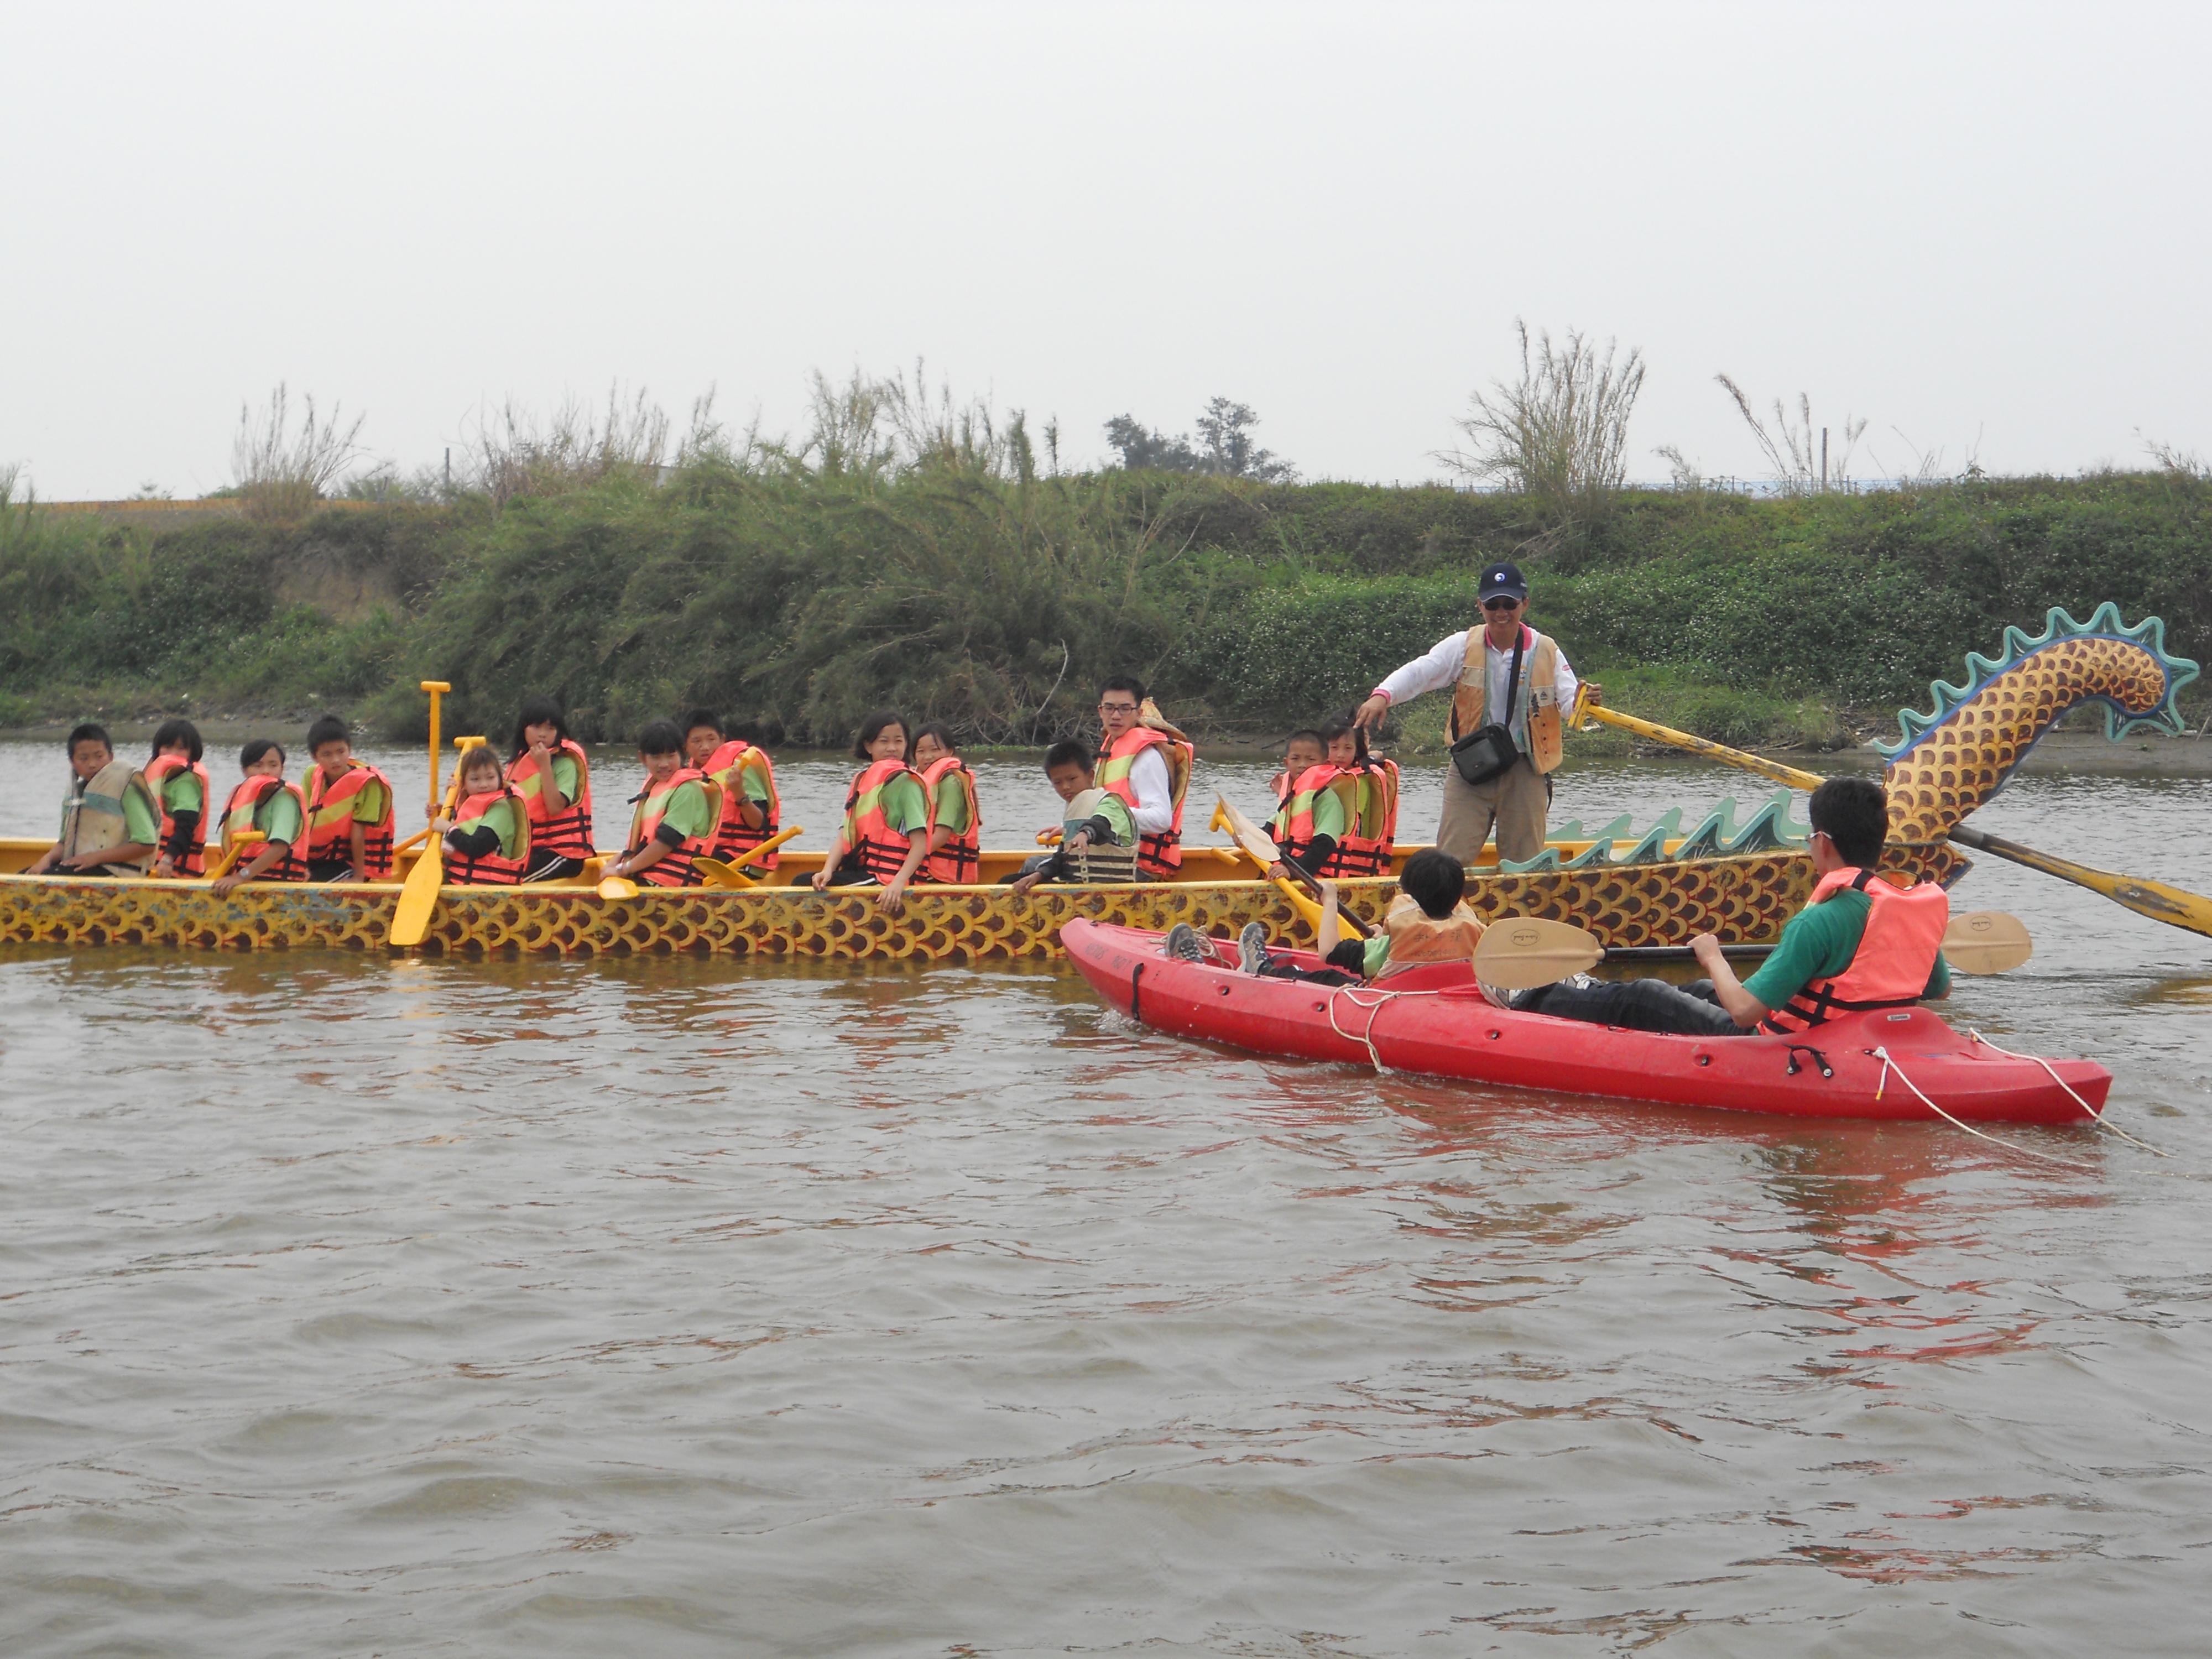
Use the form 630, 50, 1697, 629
0, 604, 2195, 963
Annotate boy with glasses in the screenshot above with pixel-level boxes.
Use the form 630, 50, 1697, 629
1352, 560, 1578, 864
1093, 675, 1193, 875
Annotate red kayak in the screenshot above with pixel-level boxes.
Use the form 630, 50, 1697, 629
1061, 920, 2112, 1126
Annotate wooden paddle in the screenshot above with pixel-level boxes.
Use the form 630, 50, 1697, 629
1210, 796, 1374, 938
1571, 684, 2212, 943
693, 826, 805, 889
387, 685, 453, 947
1472, 916, 1605, 989
1946, 826, 2212, 942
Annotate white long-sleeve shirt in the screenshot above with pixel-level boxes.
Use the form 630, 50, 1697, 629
1125, 746, 1176, 835
1374, 627, 1578, 752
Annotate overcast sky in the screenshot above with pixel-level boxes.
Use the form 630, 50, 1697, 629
4, 1, 2205, 500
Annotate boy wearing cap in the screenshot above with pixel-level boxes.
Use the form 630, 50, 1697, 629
1352, 560, 1578, 864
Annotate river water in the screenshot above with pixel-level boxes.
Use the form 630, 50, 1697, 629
3, 739, 2209, 1655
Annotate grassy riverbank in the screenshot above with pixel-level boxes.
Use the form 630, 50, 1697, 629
3, 463, 2206, 749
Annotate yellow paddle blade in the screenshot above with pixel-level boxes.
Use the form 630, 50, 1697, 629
1473, 916, 1605, 990
1214, 794, 1286, 868
597, 875, 639, 900
388, 840, 444, 947
1941, 910, 2034, 975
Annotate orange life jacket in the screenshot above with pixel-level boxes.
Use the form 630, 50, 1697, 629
1279, 763, 1363, 878
221, 775, 307, 881
919, 755, 982, 884
145, 754, 212, 876
301, 763, 397, 876
839, 757, 926, 884
1095, 726, 1191, 875
1335, 757, 1399, 877
1759, 867, 1951, 1035
625, 766, 719, 888
703, 739, 781, 869
445, 787, 532, 885
1376, 893, 1486, 980
510, 738, 594, 859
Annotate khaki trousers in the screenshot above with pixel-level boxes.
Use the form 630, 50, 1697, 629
1436, 755, 1551, 864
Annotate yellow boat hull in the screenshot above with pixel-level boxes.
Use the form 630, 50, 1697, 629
0, 842, 1967, 960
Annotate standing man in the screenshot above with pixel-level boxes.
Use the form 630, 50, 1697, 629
1353, 560, 1578, 864
1094, 675, 1193, 875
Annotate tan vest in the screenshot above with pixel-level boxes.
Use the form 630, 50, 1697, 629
58, 759, 155, 874
1449, 625, 1564, 774
1376, 893, 1487, 979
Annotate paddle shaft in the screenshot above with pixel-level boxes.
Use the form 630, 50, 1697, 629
1947, 824, 2212, 940
1573, 693, 1825, 792
1575, 686, 2212, 943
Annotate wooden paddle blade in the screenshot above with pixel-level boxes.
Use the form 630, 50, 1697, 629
1473, 916, 1605, 989
1941, 910, 2034, 974
597, 875, 639, 900
691, 857, 758, 890
1215, 794, 1285, 867
388, 841, 444, 946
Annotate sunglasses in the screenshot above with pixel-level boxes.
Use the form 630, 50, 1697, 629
1483, 596, 1522, 612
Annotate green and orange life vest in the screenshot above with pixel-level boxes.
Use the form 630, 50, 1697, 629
919, 755, 982, 884
624, 766, 721, 888
841, 757, 926, 884
144, 753, 212, 877
446, 786, 532, 885
221, 775, 308, 882
704, 739, 781, 870
302, 763, 397, 877
510, 739, 594, 859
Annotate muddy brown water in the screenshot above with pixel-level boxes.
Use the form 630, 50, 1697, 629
3, 741, 2208, 1654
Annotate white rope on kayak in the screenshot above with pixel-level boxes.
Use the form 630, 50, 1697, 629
1870, 1045, 2099, 1173
1323, 983, 1451, 1074
1968, 1029, 2173, 1157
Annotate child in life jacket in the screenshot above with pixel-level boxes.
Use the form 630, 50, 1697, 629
692, 709, 781, 873
606, 719, 719, 888
1272, 713, 1398, 881
300, 715, 396, 883
810, 708, 931, 914
429, 745, 531, 884
146, 719, 211, 878
1201, 849, 1495, 996
24, 723, 160, 878
1004, 740, 1140, 893
211, 739, 307, 894
910, 723, 982, 885
1269, 729, 1326, 836
509, 696, 593, 880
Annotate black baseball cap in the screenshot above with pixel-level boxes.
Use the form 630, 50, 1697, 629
1478, 560, 1528, 602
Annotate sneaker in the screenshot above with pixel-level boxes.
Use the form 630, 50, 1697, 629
1163, 923, 1206, 963
1237, 921, 1275, 975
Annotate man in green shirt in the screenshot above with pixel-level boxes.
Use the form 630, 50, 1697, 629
1514, 776, 1950, 1036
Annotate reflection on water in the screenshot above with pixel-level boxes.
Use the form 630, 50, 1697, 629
3, 758, 2211, 1651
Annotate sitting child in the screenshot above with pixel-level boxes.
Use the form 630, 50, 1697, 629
1163, 849, 1492, 994
146, 719, 211, 878
25, 723, 160, 878
1006, 740, 1139, 893
428, 745, 531, 884
211, 740, 307, 894
1268, 728, 1326, 837
299, 715, 396, 883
